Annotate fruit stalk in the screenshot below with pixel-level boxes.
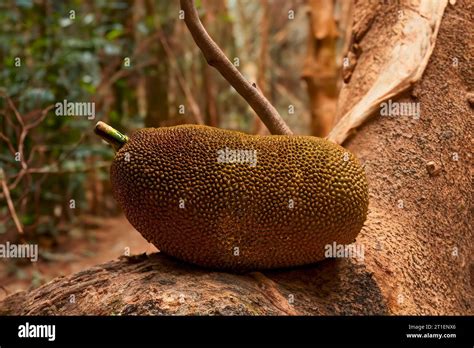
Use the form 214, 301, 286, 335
94, 121, 129, 151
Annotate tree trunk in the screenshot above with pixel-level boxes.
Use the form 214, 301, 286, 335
0, 253, 387, 315
302, 0, 341, 137
253, 0, 271, 135
1, 0, 471, 315
144, 0, 171, 127
133, 0, 148, 120
334, 0, 473, 315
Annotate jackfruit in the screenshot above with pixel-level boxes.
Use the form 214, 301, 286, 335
96, 122, 368, 271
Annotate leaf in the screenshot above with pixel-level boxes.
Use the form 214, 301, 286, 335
106, 27, 124, 41
20, 214, 35, 226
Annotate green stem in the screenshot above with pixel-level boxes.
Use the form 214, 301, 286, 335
94, 121, 129, 151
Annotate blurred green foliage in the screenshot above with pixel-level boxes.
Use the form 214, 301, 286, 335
0, 0, 309, 242
0, 0, 143, 238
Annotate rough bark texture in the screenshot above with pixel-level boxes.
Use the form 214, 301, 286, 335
338, 0, 473, 315
329, 0, 448, 144
0, 0, 472, 315
0, 253, 387, 315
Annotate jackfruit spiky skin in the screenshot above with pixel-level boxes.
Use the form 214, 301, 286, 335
110, 125, 368, 271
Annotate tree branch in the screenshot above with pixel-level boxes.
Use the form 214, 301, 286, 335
180, 0, 293, 135
0, 168, 23, 234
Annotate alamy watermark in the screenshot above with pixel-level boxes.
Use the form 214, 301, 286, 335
217, 147, 257, 167
0, 242, 38, 262
18, 322, 55, 341
380, 99, 420, 119
325, 241, 364, 261
55, 99, 95, 120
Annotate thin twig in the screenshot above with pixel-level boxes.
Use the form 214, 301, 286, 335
3, 94, 25, 128
8, 168, 26, 191
180, 0, 293, 135
25, 105, 54, 130
0, 168, 23, 234
0, 132, 17, 155
2, 101, 54, 191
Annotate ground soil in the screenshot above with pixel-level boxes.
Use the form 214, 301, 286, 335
0, 216, 156, 302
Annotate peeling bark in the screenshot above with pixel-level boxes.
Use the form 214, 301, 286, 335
328, 0, 448, 144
